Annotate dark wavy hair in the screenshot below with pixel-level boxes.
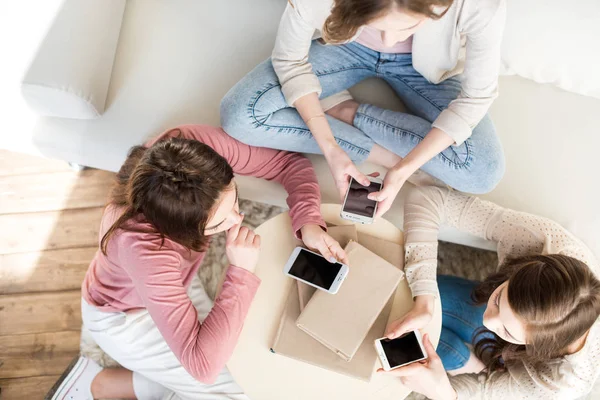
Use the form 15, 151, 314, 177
100, 130, 234, 255
471, 254, 600, 373
323, 0, 453, 44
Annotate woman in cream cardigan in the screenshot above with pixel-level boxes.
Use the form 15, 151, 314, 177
221, 0, 506, 216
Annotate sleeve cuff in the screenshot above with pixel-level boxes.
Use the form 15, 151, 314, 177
293, 217, 328, 240
227, 265, 261, 290
409, 280, 439, 299
449, 375, 476, 400
281, 73, 323, 107
432, 109, 473, 147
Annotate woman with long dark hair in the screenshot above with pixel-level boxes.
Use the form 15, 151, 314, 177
45, 125, 347, 400
383, 185, 600, 399
221, 0, 506, 217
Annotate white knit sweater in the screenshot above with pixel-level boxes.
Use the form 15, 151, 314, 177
403, 186, 600, 399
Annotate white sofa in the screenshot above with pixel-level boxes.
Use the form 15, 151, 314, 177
4, 0, 600, 257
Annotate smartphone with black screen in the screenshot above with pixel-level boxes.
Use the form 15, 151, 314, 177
340, 176, 382, 224
283, 247, 349, 294
374, 331, 428, 370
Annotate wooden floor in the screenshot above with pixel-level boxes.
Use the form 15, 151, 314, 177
0, 150, 115, 399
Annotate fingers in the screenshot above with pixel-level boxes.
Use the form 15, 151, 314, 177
368, 186, 390, 202
422, 334, 440, 363
324, 235, 349, 265
314, 239, 335, 263
349, 165, 370, 187
375, 197, 392, 218
237, 226, 250, 243
252, 233, 261, 248
337, 178, 349, 202
367, 172, 381, 178
368, 190, 383, 202
332, 244, 349, 265
386, 317, 409, 339
385, 318, 402, 339
226, 214, 245, 244
380, 362, 424, 377
244, 228, 255, 244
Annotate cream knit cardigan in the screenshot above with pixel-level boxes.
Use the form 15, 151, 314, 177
272, 0, 506, 146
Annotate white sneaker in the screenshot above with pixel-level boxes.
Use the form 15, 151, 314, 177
45, 356, 102, 400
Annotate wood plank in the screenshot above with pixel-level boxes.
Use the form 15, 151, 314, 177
0, 149, 70, 177
0, 290, 81, 336
0, 207, 104, 255
0, 169, 114, 214
0, 375, 59, 400
0, 331, 80, 379
0, 247, 96, 294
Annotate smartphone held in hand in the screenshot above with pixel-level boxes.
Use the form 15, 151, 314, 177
283, 247, 349, 294
374, 330, 428, 371
340, 176, 382, 224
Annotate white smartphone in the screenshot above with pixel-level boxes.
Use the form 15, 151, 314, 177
374, 331, 428, 371
283, 247, 349, 294
340, 176, 383, 224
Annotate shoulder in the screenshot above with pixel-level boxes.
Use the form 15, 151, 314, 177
505, 349, 599, 397
147, 124, 241, 156
102, 210, 187, 266
500, 210, 599, 274
289, 0, 334, 29
457, 0, 506, 34
152, 124, 227, 144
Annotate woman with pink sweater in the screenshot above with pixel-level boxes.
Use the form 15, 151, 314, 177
45, 125, 346, 400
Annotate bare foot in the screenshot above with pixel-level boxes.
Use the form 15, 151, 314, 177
325, 99, 360, 125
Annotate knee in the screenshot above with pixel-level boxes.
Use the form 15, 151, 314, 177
437, 338, 470, 371
470, 149, 505, 194
220, 60, 280, 138
220, 84, 250, 138
460, 123, 505, 194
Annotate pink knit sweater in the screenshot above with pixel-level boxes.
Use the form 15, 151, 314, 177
82, 124, 325, 383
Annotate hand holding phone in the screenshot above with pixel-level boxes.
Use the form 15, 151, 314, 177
340, 176, 383, 224
368, 167, 410, 218
377, 333, 456, 400
323, 146, 371, 202
374, 330, 428, 371
283, 247, 349, 294
385, 296, 435, 340
299, 224, 349, 265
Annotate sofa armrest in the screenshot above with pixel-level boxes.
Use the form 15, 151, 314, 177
21, 0, 126, 119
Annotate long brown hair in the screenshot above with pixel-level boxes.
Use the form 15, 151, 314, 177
472, 254, 600, 373
100, 130, 234, 255
323, 0, 453, 43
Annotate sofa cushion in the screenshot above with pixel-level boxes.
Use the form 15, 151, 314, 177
21, 0, 126, 119
500, 0, 600, 99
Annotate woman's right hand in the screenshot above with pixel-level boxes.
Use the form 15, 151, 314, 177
226, 218, 261, 274
324, 145, 371, 201
385, 295, 435, 339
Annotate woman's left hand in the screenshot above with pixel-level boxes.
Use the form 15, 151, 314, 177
300, 224, 349, 265
369, 167, 409, 218
378, 334, 457, 400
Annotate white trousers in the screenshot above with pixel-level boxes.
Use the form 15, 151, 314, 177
81, 276, 249, 400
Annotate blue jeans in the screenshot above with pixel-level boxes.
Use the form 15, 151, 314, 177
437, 275, 488, 370
221, 41, 505, 193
